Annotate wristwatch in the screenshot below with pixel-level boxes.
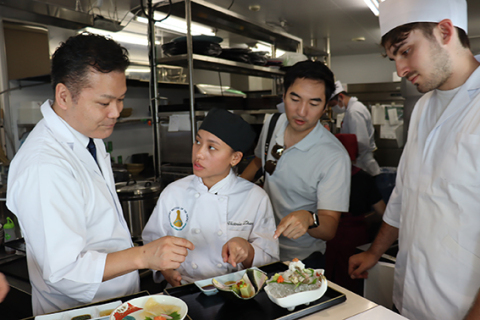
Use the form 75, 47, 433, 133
308, 211, 319, 229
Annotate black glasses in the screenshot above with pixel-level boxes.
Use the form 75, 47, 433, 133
265, 144, 284, 175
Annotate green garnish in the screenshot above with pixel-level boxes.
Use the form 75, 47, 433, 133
170, 312, 181, 320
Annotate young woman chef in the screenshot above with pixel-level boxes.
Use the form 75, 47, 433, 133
142, 108, 279, 286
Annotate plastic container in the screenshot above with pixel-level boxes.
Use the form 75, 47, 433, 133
4, 217, 16, 254
4, 216, 16, 241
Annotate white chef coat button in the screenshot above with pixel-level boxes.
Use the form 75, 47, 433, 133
194, 193, 200, 198
217, 230, 223, 236
194, 228, 201, 234
217, 263, 222, 268
218, 197, 224, 202
192, 263, 198, 269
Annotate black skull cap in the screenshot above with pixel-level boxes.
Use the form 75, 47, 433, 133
199, 108, 256, 153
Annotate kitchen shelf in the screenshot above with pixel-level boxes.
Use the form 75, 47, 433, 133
148, 0, 302, 179
116, 117, 152, 124
158, 109, 276, 117
157, 54, 284, 78
154, 0, 302, 52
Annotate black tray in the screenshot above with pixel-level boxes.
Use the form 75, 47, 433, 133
164, 262, 346, 320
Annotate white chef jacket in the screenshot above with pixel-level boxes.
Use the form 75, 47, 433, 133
254, 113, 350, 261
6, 100, 139, 316
142, 170, 279, 283
340, 97, 380, 176
384, 57, 480, 320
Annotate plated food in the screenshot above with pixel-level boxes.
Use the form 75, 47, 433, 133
212, 268, 268, 300
194, 278, 218, 296
110, 296, 187, 320
264, 259, 328, 311
35, 300, 121, 320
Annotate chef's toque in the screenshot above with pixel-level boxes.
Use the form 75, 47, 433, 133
379, 0, 468, 37
331, 80, 345, 100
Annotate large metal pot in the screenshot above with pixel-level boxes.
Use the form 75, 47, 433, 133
116, 180, 162, 241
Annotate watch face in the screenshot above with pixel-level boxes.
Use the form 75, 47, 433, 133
309, 211, 318, 229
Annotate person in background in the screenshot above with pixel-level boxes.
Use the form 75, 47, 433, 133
0, 273, 9, 303
325, 133, 385, 295
328, 81, 380, 177
143, 108, 279, 286
241, 60, 350, 268
6, 34, 194, 316
348, 0, 480, 319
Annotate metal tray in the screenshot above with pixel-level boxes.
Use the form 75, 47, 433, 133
164, 262, 347, 320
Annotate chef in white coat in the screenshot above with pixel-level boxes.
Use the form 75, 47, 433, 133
143, 108, 279, 286
329, 81, 380, 176
348, 0, 480, 319
6, 34, 194, 316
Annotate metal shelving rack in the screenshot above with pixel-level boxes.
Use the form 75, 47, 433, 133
148, 0, 303, 179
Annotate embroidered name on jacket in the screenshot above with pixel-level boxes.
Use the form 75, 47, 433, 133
169, 207, 188, 230
227, 220, 253, 226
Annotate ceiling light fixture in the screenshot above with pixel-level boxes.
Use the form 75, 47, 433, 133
363, 0, 384, 16
136, 14, 214, 36
351, 37, 366, 42
81, 27, 159, 46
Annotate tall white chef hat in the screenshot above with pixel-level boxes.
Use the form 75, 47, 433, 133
379, 0, 468, 37
331, 80, 345, 99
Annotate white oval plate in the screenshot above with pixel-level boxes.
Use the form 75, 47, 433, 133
109, 295, 187, 320
264, 271, 328, 311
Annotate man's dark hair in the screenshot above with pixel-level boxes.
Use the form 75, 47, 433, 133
381, 22, 470, 50
51, 33, 130, 101
283, 60, 336, 106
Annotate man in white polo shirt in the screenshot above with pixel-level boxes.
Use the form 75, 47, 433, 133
242, 60, 350, 268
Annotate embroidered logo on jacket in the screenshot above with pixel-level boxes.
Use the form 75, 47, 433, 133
169, 207, 188, 231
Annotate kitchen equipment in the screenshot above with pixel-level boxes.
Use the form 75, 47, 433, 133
116, 180, 162, 240
112, 165, 130, 183
125, 163, 144, 176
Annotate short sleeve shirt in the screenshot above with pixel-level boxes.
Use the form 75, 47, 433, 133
254, 113, 351, 260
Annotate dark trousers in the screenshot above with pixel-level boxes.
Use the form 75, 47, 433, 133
301, 251, 325, 269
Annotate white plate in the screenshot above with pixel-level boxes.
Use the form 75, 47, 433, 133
109, 295, 187, 320
35, 301, 121, 320
264, 270, 328, 311
194, 278, 218, 296
194, 267, 262, 296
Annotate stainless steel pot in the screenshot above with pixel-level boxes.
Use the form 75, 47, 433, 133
116, 180, 162, 241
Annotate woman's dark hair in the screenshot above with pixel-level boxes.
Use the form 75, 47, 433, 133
51, 33, 130, 101
381, 22, 470, 50
283, 60, 336, 105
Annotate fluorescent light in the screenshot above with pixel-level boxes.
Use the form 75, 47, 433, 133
136, 14, 214, 36
81, 27, 160, 46
126, 67, 150, 73
364, 0, 384, 16
251, 42, 286, 58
